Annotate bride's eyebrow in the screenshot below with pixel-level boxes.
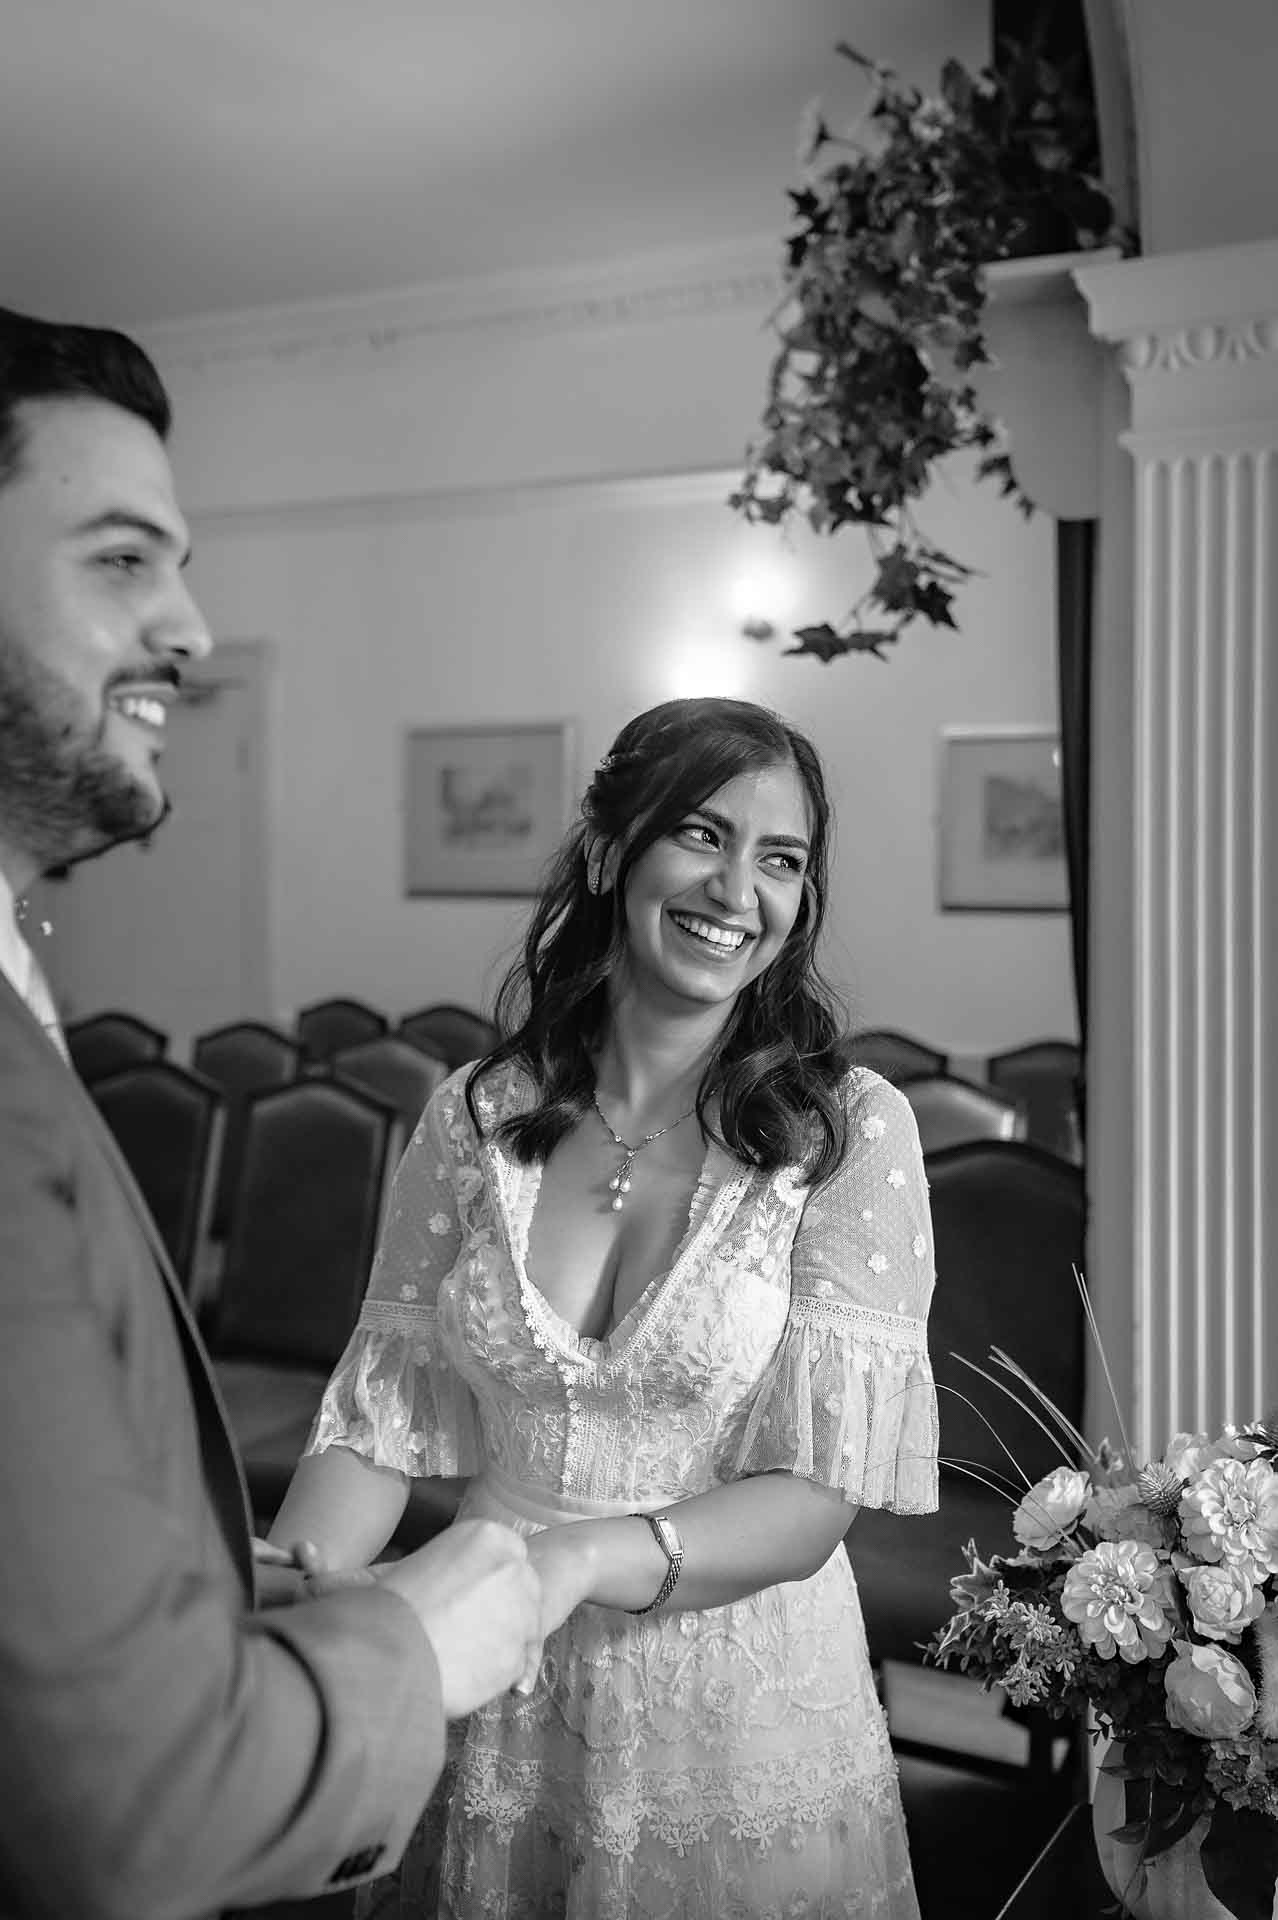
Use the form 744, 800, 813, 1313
690, 806, 810, 854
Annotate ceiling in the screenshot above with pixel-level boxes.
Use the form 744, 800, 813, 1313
2, 0, 987, 330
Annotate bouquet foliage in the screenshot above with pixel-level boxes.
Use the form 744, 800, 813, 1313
926, 1315, 1278, 1918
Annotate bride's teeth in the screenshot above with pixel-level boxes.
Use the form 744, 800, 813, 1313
674, 915, 745, 949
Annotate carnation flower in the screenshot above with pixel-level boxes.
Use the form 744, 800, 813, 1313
1164, 1642, 1257, 1739
1060, 1540, 1177, 1662
1178, 1561, 1266, 1642
1179, 1456, 1278, 1579
1011, 1467, 1091, 1552
1085, 1482, 1168, 1548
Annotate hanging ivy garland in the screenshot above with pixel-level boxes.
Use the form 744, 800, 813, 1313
730, 38, 1130, 662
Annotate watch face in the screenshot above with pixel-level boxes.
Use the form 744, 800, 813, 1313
653, 1514, 682, 1559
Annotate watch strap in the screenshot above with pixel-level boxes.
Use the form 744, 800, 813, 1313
627, 1510, 684, 1614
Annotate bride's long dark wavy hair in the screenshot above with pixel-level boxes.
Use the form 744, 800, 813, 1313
465, 697, 850, 1185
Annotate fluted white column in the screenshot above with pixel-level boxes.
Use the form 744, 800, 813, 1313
1077, 242, 1278, 1456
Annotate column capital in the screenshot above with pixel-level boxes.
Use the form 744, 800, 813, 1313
1074, 239, 1278, 442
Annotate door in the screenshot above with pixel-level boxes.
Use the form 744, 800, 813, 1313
31, 640, 272, 1062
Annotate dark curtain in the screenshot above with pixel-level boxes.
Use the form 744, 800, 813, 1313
1056, 519, 1095, 1140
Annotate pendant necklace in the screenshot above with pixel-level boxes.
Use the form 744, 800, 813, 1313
592, 1095, 696, 1212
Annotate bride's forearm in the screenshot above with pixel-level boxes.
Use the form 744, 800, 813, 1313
267, 1444, 412, 1570
572, 1472, 855, 1615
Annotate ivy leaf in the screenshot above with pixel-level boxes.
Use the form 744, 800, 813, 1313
785, 623, 899, 663
913, 581, 959, 627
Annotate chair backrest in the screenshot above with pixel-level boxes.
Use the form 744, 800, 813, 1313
65, 1011, 167, 1084
845, 1027, 949, 1083
296, 996, 389, 1065
899, 1072, 1026, 1155
191, 1022, 304, 1237
924, 1140, 1086, 1485
330, 1034, 447, 1124
211, 1078, 403, 1372
92, 1061, 225, 1298
987, 1039, 1082, 1163
397, 1003, 497, 1071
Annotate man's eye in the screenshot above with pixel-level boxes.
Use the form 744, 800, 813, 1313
101, 552, 144, 573
678, 822, 716, 846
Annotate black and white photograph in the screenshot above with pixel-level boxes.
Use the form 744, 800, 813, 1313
1, 3, 1274, 1917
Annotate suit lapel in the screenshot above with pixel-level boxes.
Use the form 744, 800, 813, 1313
0, 979, 255, 1592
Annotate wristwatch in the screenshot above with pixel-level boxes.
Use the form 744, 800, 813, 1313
627, 1510, 684, 1614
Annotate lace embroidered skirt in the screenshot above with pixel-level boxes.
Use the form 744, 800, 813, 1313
359, 1471, 920, 1920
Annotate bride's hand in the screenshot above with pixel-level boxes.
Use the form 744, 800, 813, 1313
526, 1526, 599, 1639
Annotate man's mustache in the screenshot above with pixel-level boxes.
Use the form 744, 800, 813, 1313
105, 662, 183, 696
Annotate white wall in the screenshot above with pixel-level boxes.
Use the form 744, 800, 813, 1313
1122, 0, 1278, 257
146, 268, 1073, 1061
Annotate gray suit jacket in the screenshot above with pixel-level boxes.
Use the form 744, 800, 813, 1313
0, 977, 445, 1919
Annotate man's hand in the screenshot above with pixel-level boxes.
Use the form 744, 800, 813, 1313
379, 1520, 542, 1719
527, 1526, 599, 1638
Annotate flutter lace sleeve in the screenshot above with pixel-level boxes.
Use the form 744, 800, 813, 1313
733, 1072, 939, 1513
306, 1080, 481, 1477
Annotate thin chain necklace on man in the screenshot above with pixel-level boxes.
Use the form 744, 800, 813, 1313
592, 1095, 697, 1213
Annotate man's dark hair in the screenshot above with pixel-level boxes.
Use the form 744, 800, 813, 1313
0, 305, 171, 488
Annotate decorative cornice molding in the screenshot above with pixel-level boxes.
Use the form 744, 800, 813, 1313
1119, 316, 1278, 375
135, 238, 783, 375
184, 464, 738, 537
1074, 236, 1278, 354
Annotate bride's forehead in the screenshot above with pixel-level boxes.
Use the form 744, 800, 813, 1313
695, 762, 811, 831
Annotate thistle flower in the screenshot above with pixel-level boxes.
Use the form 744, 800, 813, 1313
1137, 1461, 1184, 1519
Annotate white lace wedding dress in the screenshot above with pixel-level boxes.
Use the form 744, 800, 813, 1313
307, 1062, 939, 1919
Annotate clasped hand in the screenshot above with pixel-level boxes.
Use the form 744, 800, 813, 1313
252, 1517, 599, 1705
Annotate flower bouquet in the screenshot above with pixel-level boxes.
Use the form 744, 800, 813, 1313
925, 1309, 1278, 1918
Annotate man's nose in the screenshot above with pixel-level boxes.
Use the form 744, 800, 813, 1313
152, 575, 214, 663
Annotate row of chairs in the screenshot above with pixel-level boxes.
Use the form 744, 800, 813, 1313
64, 999, 500, 1086
849, 1029, 1082, 1163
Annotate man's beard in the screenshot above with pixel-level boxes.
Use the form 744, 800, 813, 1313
0, 636, 167, 873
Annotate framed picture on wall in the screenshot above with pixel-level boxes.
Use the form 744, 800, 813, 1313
404, 721, 575, 897
937, 726, 1069, 913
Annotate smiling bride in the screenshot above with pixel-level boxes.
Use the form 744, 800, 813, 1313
268, 696, 940, 1919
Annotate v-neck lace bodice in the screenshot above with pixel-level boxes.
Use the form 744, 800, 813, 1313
310, 1058, 937, 1522
500, 1133, 724, 1357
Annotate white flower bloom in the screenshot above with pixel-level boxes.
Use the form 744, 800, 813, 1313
912, 1234, 927, 1259
1164, 1642, 1257, 1738
860, 1113, 887, 1140
1179, 1456, 1278, 1578
1012, 1467, 1092, 1552
886, 1168, 906, 1189
1179, 1561, 1266, 1642
428, 1211, 452, 1235
399, 1283, 419, 1302
1060, 1540, 1177, 1663
867, 1252, 888, 1275
1164, 1432, 1224, 1481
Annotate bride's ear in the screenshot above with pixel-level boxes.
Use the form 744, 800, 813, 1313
584, 836, 619, 897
